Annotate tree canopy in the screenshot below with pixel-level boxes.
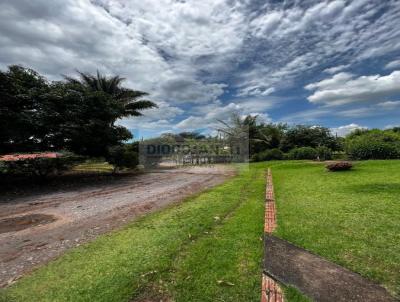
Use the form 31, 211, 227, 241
0, 65, 156, 157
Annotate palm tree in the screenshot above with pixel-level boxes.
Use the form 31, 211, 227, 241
65, 71, 157, 116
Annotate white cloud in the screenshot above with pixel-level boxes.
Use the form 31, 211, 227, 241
117, 101, 183, 130
376, 101, 400, 109
385, 59, 400, 70
281, 99, 400, 122
384, 124, 400, 130
176, 102, 240, 130
246, 112, 272, 123
323, 64, 350, 74
175, 100, 273, 130
1, 0, 400, 133
158, 78, 226, 104
238, 0, 400, 96
330, 123, 367, 137
280, 108, 331, 123
306, 71, 400, 106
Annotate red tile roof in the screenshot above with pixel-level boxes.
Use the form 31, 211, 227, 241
0, 153, 59, 161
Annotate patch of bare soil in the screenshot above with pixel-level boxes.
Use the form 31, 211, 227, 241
0, 165, 234, 287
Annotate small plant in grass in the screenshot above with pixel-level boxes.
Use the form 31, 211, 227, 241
326, 161, 353, 171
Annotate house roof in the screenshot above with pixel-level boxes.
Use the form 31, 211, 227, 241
0, 153, 59, 161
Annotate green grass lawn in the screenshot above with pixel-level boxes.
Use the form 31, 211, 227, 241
1, 160, 398, 301
270, 160, 400, 298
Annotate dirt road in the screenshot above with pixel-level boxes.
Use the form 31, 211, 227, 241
0, 166, 233, 287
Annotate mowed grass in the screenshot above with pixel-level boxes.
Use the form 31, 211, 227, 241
270, 160, 400, 297
1, 164, 267, 302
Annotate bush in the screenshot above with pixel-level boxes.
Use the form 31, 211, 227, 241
1, 153, 83, 178
345, 129, 400, 159
251, 148, 284, 162
287, 147, 318, 160
346, 140, 400, 160
316, 146, 333, 161
332, 151, 346, 160
326, 161, 353, 171
107, 143, 139, 171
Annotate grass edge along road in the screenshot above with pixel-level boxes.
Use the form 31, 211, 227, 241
2, 163, 285, 302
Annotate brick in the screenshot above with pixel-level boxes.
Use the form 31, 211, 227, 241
261, 169, 284, 301
261, 274, 284, 302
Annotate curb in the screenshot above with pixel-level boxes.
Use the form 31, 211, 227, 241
261, 168, 284, 302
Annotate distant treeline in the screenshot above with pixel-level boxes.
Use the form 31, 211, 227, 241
150, 115, 400, 161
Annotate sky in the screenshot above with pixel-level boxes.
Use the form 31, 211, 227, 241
1, 0, 400, 138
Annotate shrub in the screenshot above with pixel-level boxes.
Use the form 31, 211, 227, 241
287, 147, 318, 160
346, 140, 400, 160
345, 129, 400, 160
107, 143, 139, 171
267, 148, 284, 160
326, 161, 353, 171
251, 148, 284, 162
316, 146, 333, 161
332, 151, 347, 160
0, 153, 83, 178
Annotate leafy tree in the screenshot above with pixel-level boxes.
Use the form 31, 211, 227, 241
43, 81, 133, 157
252, 122, 286, 154
0, 66, 156, 159
0, 65, 51, 153
280, 125, 339, 152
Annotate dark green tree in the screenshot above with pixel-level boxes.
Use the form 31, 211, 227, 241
0, 65, 51, 153
280, 125, 340, 151
0, 66, 156, 158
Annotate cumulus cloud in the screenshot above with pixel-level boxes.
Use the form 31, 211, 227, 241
306, 71, 400, 106
1, 0, 400, 133
175, 101, 273, 131
0, 0, 231, 105
330, 123, 367, 137
237, 0, 400, 96
176, 103, 241, 130
158, 78, 226, 104
117, 101, 184, 130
